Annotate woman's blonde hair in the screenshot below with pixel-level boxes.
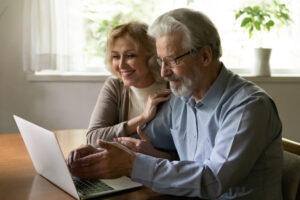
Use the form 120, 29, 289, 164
105, 21, 163, 82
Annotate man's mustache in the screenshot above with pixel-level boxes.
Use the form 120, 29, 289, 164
164, 75, 183, 82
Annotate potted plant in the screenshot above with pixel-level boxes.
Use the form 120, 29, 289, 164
234, 0, 293, 76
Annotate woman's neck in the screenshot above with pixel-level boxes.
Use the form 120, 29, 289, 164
133, 76, 154, 88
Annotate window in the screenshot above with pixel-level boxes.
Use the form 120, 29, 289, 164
23, 0, 300, 77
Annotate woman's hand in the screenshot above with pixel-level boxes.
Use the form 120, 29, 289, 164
141, 89, 171, 124
124, 89, 171, 137
115, 126, 172, 160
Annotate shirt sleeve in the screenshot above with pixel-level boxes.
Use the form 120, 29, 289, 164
86, 78, 127, 145
131, 95, 282, 198
207, 96, 282, 194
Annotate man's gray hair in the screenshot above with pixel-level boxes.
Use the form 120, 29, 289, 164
148, 8, 222, 59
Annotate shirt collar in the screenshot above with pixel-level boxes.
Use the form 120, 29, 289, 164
198, 63, 230, 109
181, 63, 231, 109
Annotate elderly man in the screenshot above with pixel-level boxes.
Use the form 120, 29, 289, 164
68, 8, 283, 199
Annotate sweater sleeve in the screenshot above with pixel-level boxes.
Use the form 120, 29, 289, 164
86, 77, 127, 145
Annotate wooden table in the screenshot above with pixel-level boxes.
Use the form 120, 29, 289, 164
0, 130, 194, 200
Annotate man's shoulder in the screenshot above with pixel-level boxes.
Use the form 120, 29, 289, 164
215, 66, 269, 105
227, 73, 268, 98
220, 73, 274, 110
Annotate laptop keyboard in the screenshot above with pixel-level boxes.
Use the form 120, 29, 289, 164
73, 177, 114, 196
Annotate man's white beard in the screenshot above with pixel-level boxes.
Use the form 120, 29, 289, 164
169, 78, 193, 97
165, 65, 198, 97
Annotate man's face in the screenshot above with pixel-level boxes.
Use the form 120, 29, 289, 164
156, 32, 200, 97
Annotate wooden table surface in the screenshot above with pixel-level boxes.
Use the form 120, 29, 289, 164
0, 130, 195, 200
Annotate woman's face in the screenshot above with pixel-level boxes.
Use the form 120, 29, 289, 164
111, 35, 154, 88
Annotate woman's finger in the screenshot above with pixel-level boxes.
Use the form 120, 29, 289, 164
151, 95, 171, 105
151, 89, 171, 99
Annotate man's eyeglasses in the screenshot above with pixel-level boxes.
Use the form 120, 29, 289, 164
156, 47, 201, 69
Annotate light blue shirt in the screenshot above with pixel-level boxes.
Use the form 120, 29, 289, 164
131, 65, 283, 199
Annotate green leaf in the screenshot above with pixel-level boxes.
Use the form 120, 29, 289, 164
266, 20, 274, 27
235, 10, 243, 19
241, 17, 252, 27
265, 20, 275, 31
234, 0, 293, 38
254, 21, 261, 31
253, 6, 260, 13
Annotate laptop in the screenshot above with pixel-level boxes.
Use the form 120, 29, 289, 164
13, 115, 142, 200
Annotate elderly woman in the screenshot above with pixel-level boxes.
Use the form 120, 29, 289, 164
86, 22, 171, 155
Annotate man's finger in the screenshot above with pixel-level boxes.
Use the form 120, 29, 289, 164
115, 138, 138, 151
73, 150, 80, 161
67, 152, 73, 166
117, 140, 136, 151
97, 139, 114, 150
115, 137, 139, 143
71, 145, 97, 161
71, 152, 103, 167
115, 137, 137, 149
73, 148, 86, 161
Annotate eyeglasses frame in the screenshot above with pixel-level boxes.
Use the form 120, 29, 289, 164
156, 47, 202, 69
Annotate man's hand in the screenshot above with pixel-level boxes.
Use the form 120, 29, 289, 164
66, 144, 99, 168
67, 140, 136, 179
115, 126, 171, 160
115, 126, 155, 153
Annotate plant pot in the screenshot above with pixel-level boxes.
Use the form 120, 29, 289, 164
253, 48, 272, 76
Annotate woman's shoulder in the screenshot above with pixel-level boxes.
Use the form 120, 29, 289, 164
104, 76, 125, 90
101, 76, 128, 98
105, 76, 122, 84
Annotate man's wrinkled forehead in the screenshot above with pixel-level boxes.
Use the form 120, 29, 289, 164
155, 32, 185, 56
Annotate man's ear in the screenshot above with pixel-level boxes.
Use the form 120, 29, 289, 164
200, 45, 213, 67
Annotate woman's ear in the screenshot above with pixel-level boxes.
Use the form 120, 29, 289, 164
200, 45, 213, 67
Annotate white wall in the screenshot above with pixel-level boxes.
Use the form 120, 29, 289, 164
1, 0, 300, 142
0, 0, 102, 132
253, 81, 300, 143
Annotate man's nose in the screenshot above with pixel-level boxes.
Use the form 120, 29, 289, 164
161, 62, 172, 78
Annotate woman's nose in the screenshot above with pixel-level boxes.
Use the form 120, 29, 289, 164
118, 56, 126, 69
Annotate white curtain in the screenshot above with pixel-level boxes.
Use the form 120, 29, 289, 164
22, 0, 85, 72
